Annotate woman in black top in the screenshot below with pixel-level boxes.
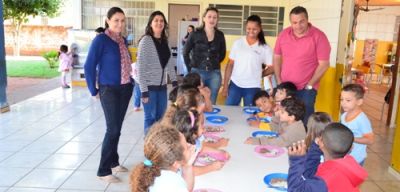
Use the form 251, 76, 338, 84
183, 7, 226, 104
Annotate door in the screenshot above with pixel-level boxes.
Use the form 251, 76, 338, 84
168, 4, 200, 48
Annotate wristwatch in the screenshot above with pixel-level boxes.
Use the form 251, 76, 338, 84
305, 85, 313, 90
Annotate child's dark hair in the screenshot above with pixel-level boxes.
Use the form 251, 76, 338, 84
130, 123, 184, 192
280, 98, 305, 121
58, 44, 68, 58
322, 123, 354, 159
246, 15, 266, 46
173, 109, 200, 145
252, 90, 270, 106
162, 88, 200, 126
276, 82, 297, 98
305, 112, 332, 148
342, 83, 365, 99
169, 84, 198, 102
183, 72, 202, 88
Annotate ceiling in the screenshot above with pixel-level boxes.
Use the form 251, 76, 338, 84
356, 0, 400, 6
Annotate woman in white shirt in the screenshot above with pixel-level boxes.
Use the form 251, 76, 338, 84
130, 124, 194, 192
222, 15, 274, 106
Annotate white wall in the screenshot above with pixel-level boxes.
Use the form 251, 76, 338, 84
356, 6, 400, 41
289, 0, 342, 67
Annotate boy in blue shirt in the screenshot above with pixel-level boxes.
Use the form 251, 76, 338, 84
340, 83, 374, 165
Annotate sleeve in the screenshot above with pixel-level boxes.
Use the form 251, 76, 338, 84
137, 36, 150, 97
316, 31, 331, 60
218, 31, 227, 63
264, 45, 273, 66
260, 135, 286, 147
167, 45, 178, 87
288, 155, 328, 192
228, 40, 238, 61
84, 35, 103, 96
359, 114, 373, 135
183, 33, 194, 71
274, 33, 283, 55
303, 142, 323, 178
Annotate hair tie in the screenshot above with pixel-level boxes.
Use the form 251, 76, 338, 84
188, 110, 195, 128
173, 102, 178, 107
143, 158, 153, 167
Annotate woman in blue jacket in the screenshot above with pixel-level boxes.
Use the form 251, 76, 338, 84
84, 7, 132, 183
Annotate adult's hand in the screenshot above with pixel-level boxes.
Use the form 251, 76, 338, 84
221, 86, 228, 97
142, 97, 149, 103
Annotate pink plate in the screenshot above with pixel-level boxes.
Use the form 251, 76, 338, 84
194, 152, 229, 166
203, 133, 221, 143
204, 125, 225, 133
254, 145, 285, 158
193, 189, 222, 192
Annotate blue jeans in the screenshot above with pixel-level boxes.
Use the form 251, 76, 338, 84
98, 83, 133, 176
296, 88, 317, 128
143, 87, 167, 134
191, 68, 221, 104
133, 80, 141, 108
225, 81, 260, 106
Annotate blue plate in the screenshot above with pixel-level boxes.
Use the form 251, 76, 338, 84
206, 115, 228, 124
246, 117, 270, 123
264, 173, 288, 191
204, 107, 221, 115
243, 107, 261, 114
252, 131, 278, 138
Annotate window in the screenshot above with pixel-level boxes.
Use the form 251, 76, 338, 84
82, 0, 155, 46
209, 4, 285, 36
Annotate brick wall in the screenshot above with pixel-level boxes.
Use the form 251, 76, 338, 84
4, 25, 71, 56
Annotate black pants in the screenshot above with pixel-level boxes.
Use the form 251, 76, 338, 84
97, 83, 133, 176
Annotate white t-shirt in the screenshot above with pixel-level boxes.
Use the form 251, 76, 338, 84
229, 37, 273, 88
149, 170, 188, 192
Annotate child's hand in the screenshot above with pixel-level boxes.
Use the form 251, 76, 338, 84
247, 120, 260, 128
244, 137, 259, 145
209, 161, 225, 171
186, 144, 197, 166
288, 140, 306, 157
216, 138, 229, 147
219, 149, 230, 160
199, 86, 211, 98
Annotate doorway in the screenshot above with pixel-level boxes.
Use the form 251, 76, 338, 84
168, 4, 200, 48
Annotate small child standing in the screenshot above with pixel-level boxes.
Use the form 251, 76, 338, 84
131, 62, 141, 111
247, 90, 275, 130
288, 123, 368, 191
130, 124, 194, 192
245, 98, 306, 147
58, 44, 72, 88
340, 83, 374, 165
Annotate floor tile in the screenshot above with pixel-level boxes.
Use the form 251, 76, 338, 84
360, 181, 384, 192
0, 140, 32, 152
375, 181, 400, 192
0, 167, 32, 187
0, 152, 50, 168
59, 170, 108, 191
56, 190, 102, 192
56, 142, 100, 155
0, 152, 14, 162
7, 187, 55, 192
14, 169, 73, 188
78, 155, 101, 171
21, 141, 67, 154
38, 154, 88, 169
0, 187, 8, 192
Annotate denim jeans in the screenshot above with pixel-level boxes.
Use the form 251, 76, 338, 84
191, 68, 221, 104
98, 83, 133, 176
296, 88, 317, 128
143, 87, 167, 134
133, 80, 141, 108
225, 81, 260, 106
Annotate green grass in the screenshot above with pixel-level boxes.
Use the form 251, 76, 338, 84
6, 60, 60, 78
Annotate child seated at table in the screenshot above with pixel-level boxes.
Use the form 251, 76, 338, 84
245, 98, 306, 147
172, 109, 230, 176
305, 112, 332, 150
247, 90, 274, 130
130, 124, 195, 192
287, 123, 368, 192
274, 81, 297, 110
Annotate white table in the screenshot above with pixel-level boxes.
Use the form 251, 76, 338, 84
194, 105, 289, 192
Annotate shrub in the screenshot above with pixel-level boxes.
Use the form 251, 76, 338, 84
42, 50, 59, 69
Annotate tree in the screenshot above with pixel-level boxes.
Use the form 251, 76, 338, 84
3, 0, 62, 56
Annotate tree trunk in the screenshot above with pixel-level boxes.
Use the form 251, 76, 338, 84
11, 21, 22, 57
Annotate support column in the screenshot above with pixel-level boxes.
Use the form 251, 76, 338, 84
0, 0, 10, 113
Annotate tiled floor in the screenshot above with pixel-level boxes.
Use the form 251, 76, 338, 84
0, 84, 399, 191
